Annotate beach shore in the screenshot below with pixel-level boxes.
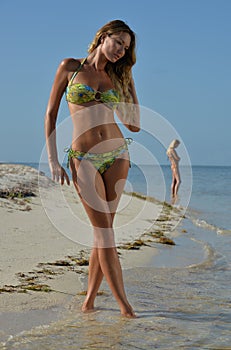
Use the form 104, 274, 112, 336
0, 164, 183, 342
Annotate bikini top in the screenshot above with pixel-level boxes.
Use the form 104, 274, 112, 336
66, 58, 120, 109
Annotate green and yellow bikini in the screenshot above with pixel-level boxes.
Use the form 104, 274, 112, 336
66, 57, 120, 109
66, 138, 132, 174
65, 58, 132, 174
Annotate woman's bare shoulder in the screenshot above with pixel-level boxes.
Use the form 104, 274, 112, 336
58, 57, 83, 73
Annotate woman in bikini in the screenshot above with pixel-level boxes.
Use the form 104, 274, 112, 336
45, 20, 140, 318
166, 139, 181, 199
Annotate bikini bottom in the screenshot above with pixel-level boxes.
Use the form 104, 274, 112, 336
66, 138, 132, 175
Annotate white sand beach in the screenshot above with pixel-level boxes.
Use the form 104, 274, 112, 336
0, 164, 182, 341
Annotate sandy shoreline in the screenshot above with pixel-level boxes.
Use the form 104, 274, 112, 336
0, 164, 183, 342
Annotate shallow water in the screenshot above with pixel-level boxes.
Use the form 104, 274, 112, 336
1, 269, 231, 349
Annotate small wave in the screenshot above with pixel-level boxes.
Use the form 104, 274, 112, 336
0, 326, 50, 349
187, 238, 227, 270
190, 218, 231, 235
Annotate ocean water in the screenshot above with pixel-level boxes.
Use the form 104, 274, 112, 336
1, 164, 231, 349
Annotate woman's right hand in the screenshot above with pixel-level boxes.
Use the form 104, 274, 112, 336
49, 160, 70, 185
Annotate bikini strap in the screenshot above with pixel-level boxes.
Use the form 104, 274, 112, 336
68, 57, 87, 85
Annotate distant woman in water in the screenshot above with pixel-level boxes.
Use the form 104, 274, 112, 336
166, 139, 181, 198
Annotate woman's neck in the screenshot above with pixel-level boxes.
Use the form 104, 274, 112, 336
86, 51, 107, 72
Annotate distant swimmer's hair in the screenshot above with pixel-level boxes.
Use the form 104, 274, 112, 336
166, 139, 180, 154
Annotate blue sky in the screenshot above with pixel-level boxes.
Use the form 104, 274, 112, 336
0, 0, 230, 165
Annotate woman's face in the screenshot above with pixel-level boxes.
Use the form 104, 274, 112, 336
101, 32, 131, 62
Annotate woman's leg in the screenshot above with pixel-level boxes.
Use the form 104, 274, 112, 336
171, 175, 176, 197
70, 156, 135, 317
99, 156, 135, 317
82, 157, 129, 312
82, 247, 103, 311
171, 167, 181, 197
174, 171, 181, 196
172, 167, 181, 197
70, 158, 104, 311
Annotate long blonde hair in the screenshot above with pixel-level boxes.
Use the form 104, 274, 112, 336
88, 19, 136, 105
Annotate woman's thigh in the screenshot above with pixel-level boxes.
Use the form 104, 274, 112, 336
174, 168, 181, 182
102, 156, 130, 216
70, 157, 114, 228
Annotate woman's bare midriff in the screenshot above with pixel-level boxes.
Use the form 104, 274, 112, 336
69, 102, 125, 153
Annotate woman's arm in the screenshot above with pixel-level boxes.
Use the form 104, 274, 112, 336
44, 59, 71, 185
116, 76, 140, 132
172, 149, 180, 161
128, 77, 140, 132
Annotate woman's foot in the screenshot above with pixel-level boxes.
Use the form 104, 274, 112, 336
81, 300, 95, 313
120, 304, 137, 318
82, 301, 136, 317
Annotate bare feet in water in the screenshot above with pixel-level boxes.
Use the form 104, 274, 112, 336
81, 302, 96, 313
82, 302, 136, 318
120, 304, 137, 318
